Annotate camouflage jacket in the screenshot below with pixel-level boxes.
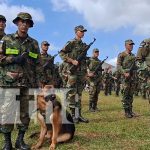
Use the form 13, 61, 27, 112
137, 38, 150, 67
117, 51, 135, 74
0, 32, 43, 87
87, 57, 102, 82
40, 52, 54, 84
0, 32, 6, 40
59, 38, 87, 75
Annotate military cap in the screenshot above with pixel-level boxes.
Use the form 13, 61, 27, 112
93, 48, 99, 52
125, 39, 135, 45
74, 25, 87, 33
41, 41, 50, 46
13, 12, 34, 27
0, 15, 6, 22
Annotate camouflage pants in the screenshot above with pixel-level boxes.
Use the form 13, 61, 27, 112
1, 87, 30, 133
89, 82, 101, 105
66, 74, 86, 109
121, 79, 135, 109
104, 82, 112, 95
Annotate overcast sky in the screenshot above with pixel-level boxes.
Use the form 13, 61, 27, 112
0, 0, 150, 66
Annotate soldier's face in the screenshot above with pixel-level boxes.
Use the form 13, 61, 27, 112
93, 51, 99, 57
41, 44, 49, 52
125, 43, 133, 52
0, 19, 6, 31
76, 30, 85, 38
17, 19, 30, 33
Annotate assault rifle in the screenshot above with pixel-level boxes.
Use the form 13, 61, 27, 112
93, 56, 108, 75
127, 57, 139, 76
69, 38, 96, 73
43, 51, 60, 70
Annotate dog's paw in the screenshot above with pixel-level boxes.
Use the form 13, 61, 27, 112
31, 143, 41, 150
49, 143, 56, 150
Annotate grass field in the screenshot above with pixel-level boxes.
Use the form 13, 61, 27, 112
0, 91, 150, 150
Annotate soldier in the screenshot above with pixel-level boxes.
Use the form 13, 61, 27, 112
103, 67, 113, 96
40, 41, 55, 85
0, 12, 43, 150
0, 15, 6, 40
137, 38, 150, 99
117, 39, 137, 118
59, 25, 89, 123
113, 70, 121, 96
0, 15, 6, 134
87, 48, 102, 112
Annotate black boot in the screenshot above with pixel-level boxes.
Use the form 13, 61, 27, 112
15, 130, 30, 150
70, 108, 79, 124
3, 132, 12, 150
89, 102, 95, 112
124, 108, 133, 118
93, 102, 100, 112
78, 109, 89, 123
129, 107, 137, 117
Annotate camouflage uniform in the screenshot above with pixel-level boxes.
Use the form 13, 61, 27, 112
59, 25, 89, 123
0, 12, 43, 150
117, 39, 136, 118
137, 38, 150, 100
103, 69, 113, 95
40, 41, 54, 85
59, 62, 68, 88
87, 48, 102, 112
0, 15, 6, 134
113, 70, 121, 96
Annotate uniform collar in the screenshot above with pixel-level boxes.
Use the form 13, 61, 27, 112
13, 32, 32, 42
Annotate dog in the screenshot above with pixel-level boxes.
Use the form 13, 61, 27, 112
31, 85, 75, 150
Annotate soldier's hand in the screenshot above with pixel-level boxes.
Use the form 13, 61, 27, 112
88, 72, 95, 77
124, 72, 130, 78
71, 60, 79, 66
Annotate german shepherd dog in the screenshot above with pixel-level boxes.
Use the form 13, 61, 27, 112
31, 85, 75, 150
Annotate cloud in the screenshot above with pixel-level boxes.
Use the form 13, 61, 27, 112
107, 57, 117, 67
51, 0, 150, 35
0, 2, 45, 28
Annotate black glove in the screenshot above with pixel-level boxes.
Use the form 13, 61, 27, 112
12, 55, 26, 64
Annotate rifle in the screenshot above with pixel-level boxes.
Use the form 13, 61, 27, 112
43, 51, 60, 70
128, 57, 139, 76
69, 38, 96, 73
93, 56, 108, 75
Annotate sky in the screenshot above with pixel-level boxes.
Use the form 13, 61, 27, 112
1, 0, 150, 66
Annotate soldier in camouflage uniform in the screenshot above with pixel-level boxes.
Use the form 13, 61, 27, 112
0, 15, 6, 134
0, 15, 6, 40
87, 48, 102, 112
40, 41, 55, 85
137, 38, 150, 100
59, 25, 89, 123
103, 67, 113, 96
117, 39, 137, 118
0, 12, 43, 150
113, 70, 121, 96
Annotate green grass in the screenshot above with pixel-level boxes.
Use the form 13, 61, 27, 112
0, 91, 150, 150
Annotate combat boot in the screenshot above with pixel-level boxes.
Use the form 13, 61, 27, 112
3, 132, 12, 150
93, 102, 100, 112
78, 109, 89, 123
89, 102, 95, 112
15, 130, 30, 150
124, 108, 133, 118
70, 108, 79, 124
129, 107, 137, 117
